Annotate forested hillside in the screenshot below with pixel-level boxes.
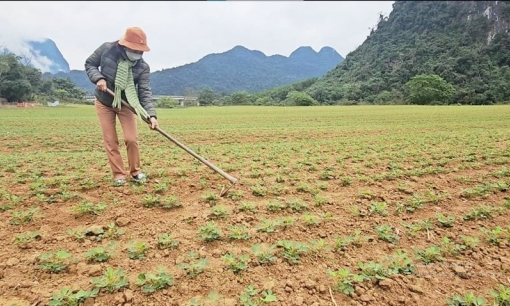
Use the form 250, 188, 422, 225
245, 1, 510, 106
150, 45, 343, 95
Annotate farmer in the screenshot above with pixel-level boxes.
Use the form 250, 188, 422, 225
85, 26, 158, 186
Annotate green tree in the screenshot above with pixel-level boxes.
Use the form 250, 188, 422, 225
0, 79, 32, 101
229, 91, 253, 105
405, 74, 456, 105
156, 97, 179, 108
0, 51, 84, 103
53, 89, 69, 102
52, 77, 86, 99
0, 57, 9, 85
0, 53, 31, 101
284, 91, 318, 106
198, 88, 216, 106
254, 96, 275, 105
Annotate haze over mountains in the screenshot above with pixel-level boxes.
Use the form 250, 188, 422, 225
2, 38, 70, 74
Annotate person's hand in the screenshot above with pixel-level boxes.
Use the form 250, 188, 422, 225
96, 79, 107, 92
149, 117, 158, 130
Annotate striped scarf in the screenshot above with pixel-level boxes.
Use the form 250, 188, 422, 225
112, 59, 149, 121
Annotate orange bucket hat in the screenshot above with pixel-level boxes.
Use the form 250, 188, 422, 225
118, 27, 150, 52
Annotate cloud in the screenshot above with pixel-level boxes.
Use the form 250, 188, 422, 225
0, 1, 395, 72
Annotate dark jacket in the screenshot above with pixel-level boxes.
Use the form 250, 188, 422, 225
84, 41, 157, 118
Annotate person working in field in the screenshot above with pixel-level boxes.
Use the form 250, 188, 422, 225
85, 26, 158, 186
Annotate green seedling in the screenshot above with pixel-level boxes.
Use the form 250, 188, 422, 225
84, 243, 116, 263
314, 194, 329, 207
103, 222, 125, 239
490, 284, 510, 306
227, 190, 244, 201
70, 200, 106, 217
222, 253, 250, 274
126, 241, 150, 260
38, 250, 73, 273
239, 201, 258, 212
386, 249, 415, 275
463, 205, 501, 221
209, 205, 230, 219
228, 225, 251, 241
136, 266, 174, 294
460, 236, 480, 249
178, 252, 208, 279
276, 240, 308, 265
349, 205, 367, 217
197, 221, 222, 242
10, 207, 43, 225
142, 194, 161, 207
91, 267, 129, 293
13, 231, 41, 248
369, 201, 389, 216
161, 195, 182, 209
375, 224, 399, 244
334, 229, 370, 251
358, 261, 392, 280
239, 285, 278, 305
202, 191, 219, 205
66, 228, 88, 242
439, 237, 465, 256
157, 233, 180, 249
414, 246, 444, 264
250, 244, 277, 266
153, 181, 168, 194
251, 185, 267, 197
308, 238, 332, 258
327, 268, 365, 295
437, 214, 455, 227
446, 292, 486, 306
269, 183, 289, 196
187, 291, 223, 306
266, 199, 286, 212
480, 226, 510, 245
301, 212, 321, 227
287, 198, 308, 212
48, 287, 99, 306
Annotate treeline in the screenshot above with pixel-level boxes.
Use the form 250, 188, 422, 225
195, 72, 461, 107
0, 50, 86, 104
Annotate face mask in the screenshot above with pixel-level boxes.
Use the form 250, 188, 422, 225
126, 50, 142, 61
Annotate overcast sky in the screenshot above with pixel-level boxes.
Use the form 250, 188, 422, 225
0, 1, 395, 73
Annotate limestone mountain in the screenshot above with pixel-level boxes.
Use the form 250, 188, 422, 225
145, 45, 343, 95
3, 38, 70, 74
48, 45, 343, 95
272, 1, 510, 105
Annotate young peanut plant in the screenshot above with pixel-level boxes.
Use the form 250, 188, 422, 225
38, 250, 74, 273
136, 266, 174, 294
91, 267, 129, 293
49, 287, 99, 306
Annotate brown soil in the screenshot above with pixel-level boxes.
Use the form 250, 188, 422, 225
1, 110, 510, 306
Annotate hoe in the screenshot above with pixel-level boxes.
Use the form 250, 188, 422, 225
106, 88, 238, 197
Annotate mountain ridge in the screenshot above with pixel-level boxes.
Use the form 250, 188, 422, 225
47, 44, 344, 96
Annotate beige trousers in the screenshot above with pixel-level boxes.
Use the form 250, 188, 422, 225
94, 99, 141, 180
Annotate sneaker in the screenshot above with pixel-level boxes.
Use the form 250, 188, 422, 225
132, 173, 147, 183
113, 178, 126, 187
